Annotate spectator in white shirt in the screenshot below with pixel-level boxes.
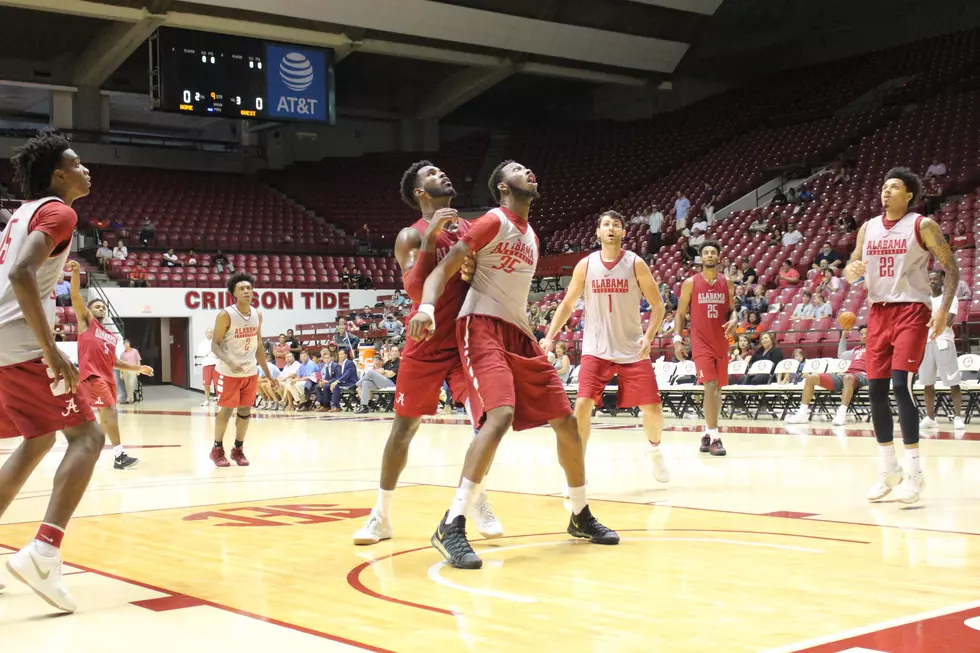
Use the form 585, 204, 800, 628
379, 313, 404, 339
782, 222, 803, 247
674, 191, 691, 231
96, 240, 113, 271
162, 249, 182, 267
277, 353, 303, 410
113, 243, 128, 261
748, 216, 768, 234
925, 159, 947, 178
791, 291, 815, 320
646, 205, 664, 257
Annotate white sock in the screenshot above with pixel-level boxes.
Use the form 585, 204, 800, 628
446, 478, 478, 524
375, 488, 394, 520
905, 448, 921, 475
707, 428, 719, 443
836, 404, 847, 414
113, 444, 125, 457
879, 443, 897, 473
798, 402, 810, 411
568, 485, 588, 515
473, 478, 487, 502
648, 441, 660, 451
33, 540, 58, 558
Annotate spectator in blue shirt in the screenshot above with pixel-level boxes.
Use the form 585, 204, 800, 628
295, 351, 321, 410
257, 353, 281, 409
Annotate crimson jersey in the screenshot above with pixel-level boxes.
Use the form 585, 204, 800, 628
847, 347, 867, 375
402, 217, 472, 361
78, 319, 118, 382
689, 273, 730, 359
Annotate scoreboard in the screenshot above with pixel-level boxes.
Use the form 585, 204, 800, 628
150, 28, 336, 124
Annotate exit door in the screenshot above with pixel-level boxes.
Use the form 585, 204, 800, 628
169, 318, 189, 388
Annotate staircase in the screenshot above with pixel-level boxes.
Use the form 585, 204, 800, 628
470, 130, 511, 208
86, 275, 125, 339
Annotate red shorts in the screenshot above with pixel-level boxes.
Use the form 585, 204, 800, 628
577, 355, 661, 407
866, 302, 932, 379
203, 365, 216, 387
457, 315, 572, 431
214, 372, 259, 409
394, 351, 468, 418
79, 375, 117, 409
694, 355, 729, 386
0, 358, 96, 439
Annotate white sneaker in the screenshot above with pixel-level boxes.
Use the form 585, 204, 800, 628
647, 448, 670, 483
471, 494, 504, 539
867, 465, 904, 502
352, 513, 392, 546
785, 409, 810, 424
892, 472, 925, 504
201, 400, 211, 407
831, 408, 847, 426
953, 416, 966, 430
5, 541, 76, 612
920, 416, 939, 429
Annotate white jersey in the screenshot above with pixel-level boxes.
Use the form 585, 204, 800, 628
582, 250, 643, 363
215, 305, 260, 377
459, 207, 538, 336
197, 338, 218, 366
0, 197, 73, 367
862, 212, 931, 306
931, 293, 957, 344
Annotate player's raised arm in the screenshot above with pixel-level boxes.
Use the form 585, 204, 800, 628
634, 257, 666, 359
541, 257, 589, 353
65, 260, 91, 330
408, 241, 473, 341
919, 217, 960, 340
843, 222, 869, 283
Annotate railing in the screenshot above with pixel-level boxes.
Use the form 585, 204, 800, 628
86, 274, 125, 338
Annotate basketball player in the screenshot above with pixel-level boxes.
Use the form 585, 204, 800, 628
786, 326, 868, 426
209, 272, 277, 467
66, 260, 152, 469
541, 210, 669, 482
0, 131, 104, 612
409, 160, 618, 569
673, 240, 738, 456
197, 327, 218, 406
843, 167, 960, 503
352, 161, 503, 546
919, 269, 965, 430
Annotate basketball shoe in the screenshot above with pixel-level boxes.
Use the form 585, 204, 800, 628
230, 446, 249, 466
700, 434, 726, 456
210, 445, 231, 467
892, 472, 925, 504
6, 541, 76, 612
646, 448, 670, 483
470, 494, 504, 538
567, 505, 620, 544
114, 451, 139, 470
867, 465, 903, 501
431, 512, 482, 569
352, 512, 393, 545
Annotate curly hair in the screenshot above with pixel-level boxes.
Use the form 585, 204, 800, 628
883, 166, 922, 205
226, 271, 256, 296
487, 159, 514, 204
11, 129, 71, 200
399, 159, 433, 209
699, 239, 722, 256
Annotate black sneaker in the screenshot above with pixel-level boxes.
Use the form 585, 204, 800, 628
431, 512, 482, 569
114, 452, 139, 470
355, 406, 370, 415
568, 506, 619, 544
567, 504, 619, 545
699, 434, 711, 453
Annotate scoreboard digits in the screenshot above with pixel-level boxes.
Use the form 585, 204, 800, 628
151, 28, 335, 124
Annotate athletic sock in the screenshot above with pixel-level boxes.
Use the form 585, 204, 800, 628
879, 443, 897, 473
446, 479, 478, 523
35, 523, 64, 556
112, 444, 125, 458
234, 440, 244, 449
707, 428, 719, 443
375, 488, 394, 521
648, 441, 660, 451
905, 448, 921, 475
213, 441, 223, 449
568, 485, 588, 515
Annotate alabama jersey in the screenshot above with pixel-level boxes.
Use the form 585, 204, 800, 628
78, 319, 118, 382
689, 273, 731, 359
215, 305, 260, 377
862, 212, 931, 306
582, 250, 643, 363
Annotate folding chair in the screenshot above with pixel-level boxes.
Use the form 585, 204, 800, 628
768, 358, 803, 418
721, 360, 748, 418
744, 360, 775, 418
959, 354, 980, 423
670, 360, 703, 419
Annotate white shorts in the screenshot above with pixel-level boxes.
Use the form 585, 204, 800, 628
919, 340, 961, 386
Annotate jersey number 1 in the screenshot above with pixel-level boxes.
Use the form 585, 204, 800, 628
0, 219, 20, 265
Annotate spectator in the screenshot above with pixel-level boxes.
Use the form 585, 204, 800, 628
673, 191, 691, 232
138, 218, 155, 246
747, 332, 784, 384
703, 181, 715, 205
292, 350, 321, 410
213, 250, 234, 273
812, 292, 833, 319
328, 349, 359, 411
379, 313, 404, 340
128, 263, 149, 288
273, 334, 290, 368
646, 204, 664, 258
660, 283, 678, 311
817, 268, 842, 294
96, 240, 113, 270
797, 185, 813, 202
113, 242, 128, 263
735, 335, 755, 364
55, 275, 71, 307
768, 227, 784, 247
354, 347, 399, 414
737, 310, 761, 340
778, 349, 806, 384
692, 213, 709, 234
186, 249, 199, 266
950, 222, 975, 250
772, 188, 787, 205
748, 215, 768, 234
391, 289, 409, 308
812, 242, 842, 270
334, 322, 360, 352
922, 178, 942, 215
782, 222, 803, 246
738, 258, 757, 285
315, 350, 342, 412
740, 285, 768, 320
119, 339, 142, 403
925, 158, 947, 178
792, 291, 815, 320
341, 266, 354, 289
277, 352, 303, 410
257, 352, 282, 410
777, 259, 801, 288
162, 249, 182, 267
838, 210, 857, 232
553, 342, 572, 384
957, 279, 973, 300
285, 329, 302, 359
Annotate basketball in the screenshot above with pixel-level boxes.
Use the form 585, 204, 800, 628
837, 310, 857, 330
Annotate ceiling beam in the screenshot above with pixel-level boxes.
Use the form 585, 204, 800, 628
72, 12, 166, 87
414, 63, 515, 120
518, 63, 648, 87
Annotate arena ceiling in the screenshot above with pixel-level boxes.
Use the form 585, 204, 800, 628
0, 0, 971, 134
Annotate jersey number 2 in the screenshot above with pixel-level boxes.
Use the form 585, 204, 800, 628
0, 219, 20, 265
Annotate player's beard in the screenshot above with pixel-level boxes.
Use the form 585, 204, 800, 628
427, 185, 457, 200
507, 182, 540, 200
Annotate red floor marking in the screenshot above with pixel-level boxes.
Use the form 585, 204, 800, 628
760, 511, 819, 519
791, 604, 980, 652
132, 595, 208, 612
0, 444, 181, 455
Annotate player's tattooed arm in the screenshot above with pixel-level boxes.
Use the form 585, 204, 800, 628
843, 223, 868, 283
65, 259, 91, 330
919, 217, 960, 314
541, 257, 588, 352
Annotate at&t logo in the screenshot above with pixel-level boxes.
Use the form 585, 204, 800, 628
277, 52, 319, 115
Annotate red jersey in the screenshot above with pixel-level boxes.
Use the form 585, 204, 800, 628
847, 347, 867, 375
689, 272, 730, 359
402, 217, 471, 361
78, 319, 118, 382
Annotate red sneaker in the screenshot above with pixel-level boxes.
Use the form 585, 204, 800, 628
210, 446, 231, 467
230, 447, 250, 467
708, 439, 727, 457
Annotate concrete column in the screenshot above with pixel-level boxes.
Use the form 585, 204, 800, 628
73, 85, 103, 133
50, 90, 74, 130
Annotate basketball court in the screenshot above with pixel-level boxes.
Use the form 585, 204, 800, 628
2, 387, 979, 653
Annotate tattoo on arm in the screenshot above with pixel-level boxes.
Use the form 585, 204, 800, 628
921, 219, 960, 312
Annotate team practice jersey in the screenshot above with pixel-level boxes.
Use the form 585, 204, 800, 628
0, 198, 76, 366
215, 305, 260, 377
78, 319, 118, 381
862, 212, 931, 306
689, 273, 731, 359
582, 250, 644, 363
459, 206, 538, 336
